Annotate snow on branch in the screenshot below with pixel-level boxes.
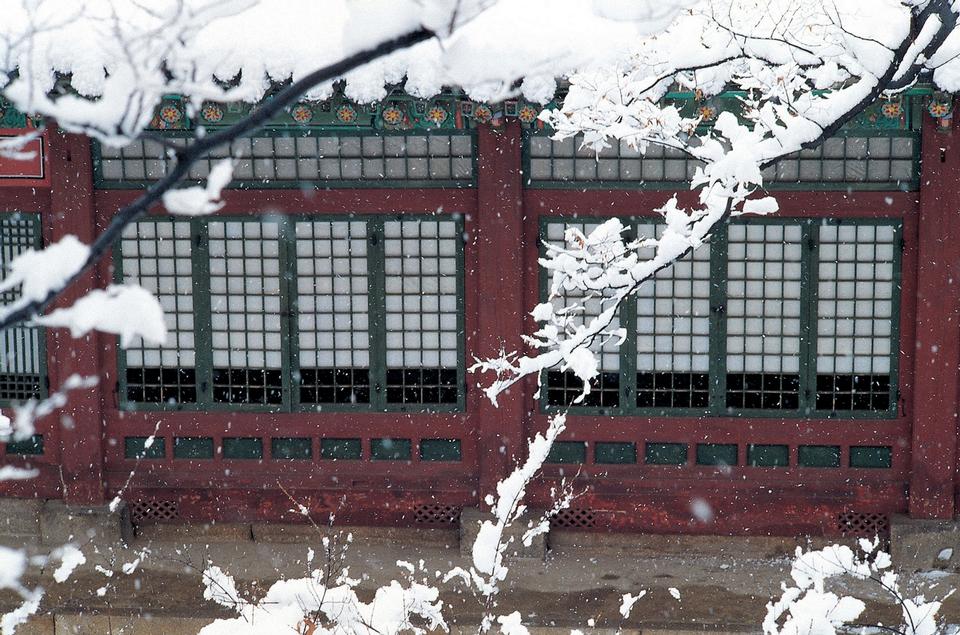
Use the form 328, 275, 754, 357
162, 159, 233, 216
198, 414, 574, 634
0, 235, 89, 320
475, 0, 960, 405
765, 539, 951, 635
38, 284, 167, 347
0, 26, 437, 334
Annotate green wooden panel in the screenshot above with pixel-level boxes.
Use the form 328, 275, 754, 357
696, 443, 738, 467
5, 434, 43, 455
545, 441, 587, 464
222, 437, 263, 460
798, 445, 841, 468
748, 444, 789, 467
271, 437, 312, 460
321, 438, 362, 460
595, 442, 637, 464
420, 439, 461, 462
173, 437, 214, 459
124, 436, 165, 459
645, 442, 687, 465
371, 438, 412, 461
849, 446, 892, 468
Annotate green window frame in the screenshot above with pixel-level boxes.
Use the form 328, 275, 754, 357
523, 129, 920, 192
0, 213, 47, 405
116, 214, 466, 413
94, 129, 477, 190
541, 217, 902, 418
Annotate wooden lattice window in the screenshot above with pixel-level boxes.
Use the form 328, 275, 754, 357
117, 216, 464, 412
540, 217, 902, 418
525, 130, 918, 191
0, 214, 45, 406
95, 131, 475, 188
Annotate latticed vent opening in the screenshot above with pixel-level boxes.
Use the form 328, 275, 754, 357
413, 504, 461, 526
130, 499, 180, 525
551, 508, 596, 529
838, 511, 890, 539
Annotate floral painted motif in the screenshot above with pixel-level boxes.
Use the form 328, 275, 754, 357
880, 101, 902, 119
381, 106, 403, 125
159, 105, 182, 124
929, 100, 952, 118
201, 103, 223, 123
472, 105, 493, 123
697, 105, 717, 120
517, 105, 539, 123
336, 105, 357, 123
425, 105, 448, 125
291, 104, 314, 124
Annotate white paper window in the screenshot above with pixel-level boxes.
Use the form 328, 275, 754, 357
383, 219, 459, 405
635, 223, 711, 409
98, 133, 474, 186
120, 219, 196, 403
295, 220, 370, 404
816, 224, 897, 411
528, 133, 917, 189
542, 220, 621, 408
726, 224, 803, 409
209, 220, 283, 405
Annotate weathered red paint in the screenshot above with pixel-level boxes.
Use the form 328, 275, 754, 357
910, 110, 960, 519
45, 129, 105, 505
0, 120, 943, 535
472, 122, 528, 497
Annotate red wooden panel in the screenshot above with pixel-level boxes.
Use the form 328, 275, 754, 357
0, 128, 48, 185
911, 112, 960, 518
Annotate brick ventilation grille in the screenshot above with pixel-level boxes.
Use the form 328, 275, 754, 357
551, 508, 596, 529
837, 511, 890, 539
413, 504, 461, 526
130, 499, 180, 525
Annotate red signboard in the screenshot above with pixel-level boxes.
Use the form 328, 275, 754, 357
0, 130, 45, 182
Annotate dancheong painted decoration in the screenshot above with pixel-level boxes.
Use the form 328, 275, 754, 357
0, 89, 957, 540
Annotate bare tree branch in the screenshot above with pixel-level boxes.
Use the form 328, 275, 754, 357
0, 26, 435, 331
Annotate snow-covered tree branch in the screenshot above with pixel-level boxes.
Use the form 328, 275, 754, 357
473, 0, 960, 404
0, 0, 692, 337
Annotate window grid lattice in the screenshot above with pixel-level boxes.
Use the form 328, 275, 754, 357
526, 133, 916, 189
0, 215, 43, 401
209, 220, 284, 405
384, 220, 459, 405
540, 217, 899, 416
726, 224, 803, 410
816, 224, 896, 411
543, 221, 621, 408
120, 220, 196, 404
295, 221, 370, 405
97, 133, 474, 186
635, 223, 711, 409
761, 136, 915, 185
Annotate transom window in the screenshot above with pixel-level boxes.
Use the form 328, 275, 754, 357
118, 215, 464, 412
96, 131, 475, 189
542, 218, 901, 417
0, 213, 45, 403
525, 131, 918, 191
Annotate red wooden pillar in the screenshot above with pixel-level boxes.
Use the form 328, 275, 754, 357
473, 122, 527, 497
46, 128, 105, 505
910, 111, 960, 519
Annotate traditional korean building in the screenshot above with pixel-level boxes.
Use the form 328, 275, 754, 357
0, 89, 955, 541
